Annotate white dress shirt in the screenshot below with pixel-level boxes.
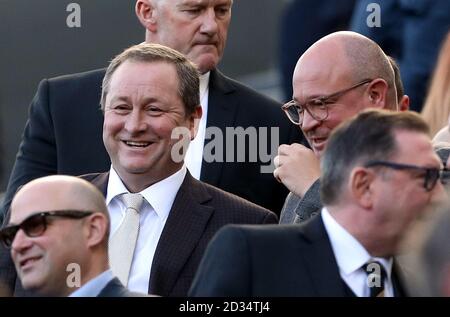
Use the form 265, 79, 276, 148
106, 165, 187, 293
321, 208, 394, 297
184, 71, 210, 179
69, 270, 114, 297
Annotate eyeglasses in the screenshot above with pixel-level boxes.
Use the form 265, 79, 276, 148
282, 79, 373, 125
0, 210, 93, 248
364, 160, 443, 192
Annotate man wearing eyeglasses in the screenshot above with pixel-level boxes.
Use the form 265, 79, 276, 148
0, 175, 146, 297
274, 31, 401, 224
190, 109, 446, 296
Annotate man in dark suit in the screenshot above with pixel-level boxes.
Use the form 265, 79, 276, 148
0, 175, 146, 297
274, 32, 403, 225
1, 0, 303, 222
190, 109, 447, 296
0, 43, 277, 296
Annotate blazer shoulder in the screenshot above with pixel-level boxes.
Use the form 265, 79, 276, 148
47, 68, 106, 86
195, 179, 278, 223
211, 69, 281, 108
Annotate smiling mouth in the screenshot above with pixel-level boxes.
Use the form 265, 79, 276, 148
123, 141, 152, 148
20, 256, 42, 269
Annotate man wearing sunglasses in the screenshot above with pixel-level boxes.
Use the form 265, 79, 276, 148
190, 109, 446, 296
274, 31, 402, 224
0, 175, 145, 297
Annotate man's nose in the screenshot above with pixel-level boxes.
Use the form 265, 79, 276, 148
200, 8, 219, 35
301, 109, 321, 134
124, 110, 147, 133
11, 229, 32, 253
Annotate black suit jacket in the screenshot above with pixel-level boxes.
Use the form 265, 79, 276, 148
97, 277, 147, 297
85, 171, 277, 296
0, 171, 277, 297
2, 68, 304, 220
189, 215, 406, 297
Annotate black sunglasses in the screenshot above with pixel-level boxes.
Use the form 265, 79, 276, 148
364, 160, 443, 192
0, 210, 93, 248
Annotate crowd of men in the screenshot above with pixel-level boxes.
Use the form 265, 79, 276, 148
1, 0, 449, 297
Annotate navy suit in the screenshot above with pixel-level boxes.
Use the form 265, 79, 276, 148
97, 277, 148, 297
2, 68, 305, 221
189, 216, 406, 297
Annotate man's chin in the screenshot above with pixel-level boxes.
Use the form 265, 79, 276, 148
192, 54, 219, 74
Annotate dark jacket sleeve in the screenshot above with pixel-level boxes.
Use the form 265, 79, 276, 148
279, 179, 322, 224
1, 79, 56, 222
189, 225, 251, 297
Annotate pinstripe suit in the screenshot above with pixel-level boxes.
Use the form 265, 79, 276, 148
84, 171, 277, 296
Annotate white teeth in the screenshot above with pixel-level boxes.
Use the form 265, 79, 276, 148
125, 141, 150, 147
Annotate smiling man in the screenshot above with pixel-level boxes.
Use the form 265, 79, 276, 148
83, 43, 276, 297
1, 175, 145, 297
2, 0, 303, 227
274, 31, 399, 224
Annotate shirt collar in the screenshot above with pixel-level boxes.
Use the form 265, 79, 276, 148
106, 165, 187, 220
68, 270, 114, 297
199, 71, 210, 101
321, 207, 393, 278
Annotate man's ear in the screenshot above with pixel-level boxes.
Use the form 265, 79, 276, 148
350, 167, 375, 209
85, 213, 108, 249
189, 106, 203, 140
135, 0, 157, 32
366, 78, 389, 109
399, 95, 410, 111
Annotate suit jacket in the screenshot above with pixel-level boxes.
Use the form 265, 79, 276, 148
97, 277, 148, 297
1, 68, 304, 221
0, 171, 277, 297
189, 215, 406, 297
279, 179, 322, 224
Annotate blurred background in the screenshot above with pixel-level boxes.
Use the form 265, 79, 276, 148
0, 0, 292, 202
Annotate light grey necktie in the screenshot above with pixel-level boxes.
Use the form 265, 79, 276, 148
109, 193, 144, 286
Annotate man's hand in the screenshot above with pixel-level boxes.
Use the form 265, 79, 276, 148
273, 143, 320, 197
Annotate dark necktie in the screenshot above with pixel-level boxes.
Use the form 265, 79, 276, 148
362, 261, 387, 297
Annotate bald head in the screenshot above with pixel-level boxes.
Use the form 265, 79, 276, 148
294, 31, 397, 110
8, 176, 110, 296
11, 176, 108, 222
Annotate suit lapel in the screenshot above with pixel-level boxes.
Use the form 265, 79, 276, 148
149, 173, 214, 295
200, 69, 238, 186
298, 216, 348, 296
87, 172, 109, 197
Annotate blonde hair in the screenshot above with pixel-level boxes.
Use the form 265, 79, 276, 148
421, 32, 450, 136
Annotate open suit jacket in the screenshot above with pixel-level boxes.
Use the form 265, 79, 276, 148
0, 171, 277, 296
1, 68, 305, 220
189, 215, 407, 297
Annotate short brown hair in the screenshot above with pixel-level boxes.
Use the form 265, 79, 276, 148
100, 43, 200, 115
321, 109, 430, 205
